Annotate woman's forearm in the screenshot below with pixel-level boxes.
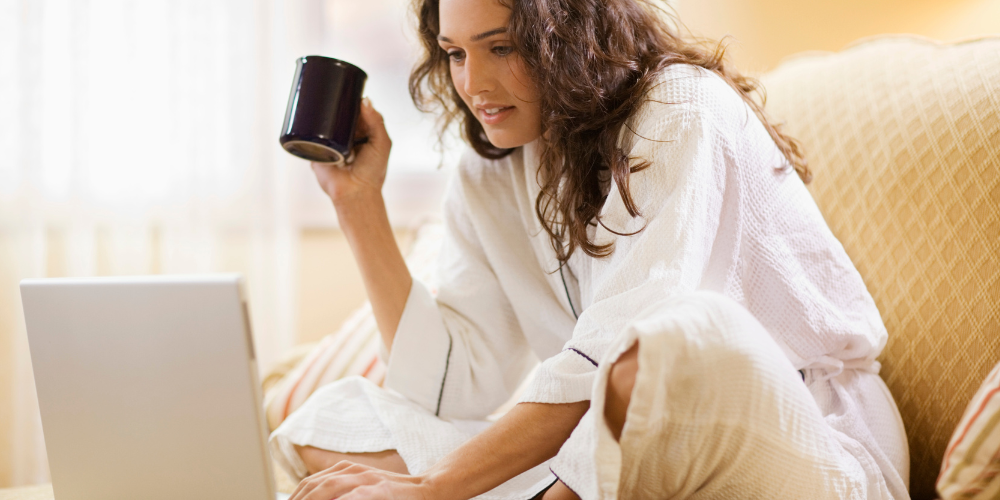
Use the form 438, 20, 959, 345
422, 401, 590, 500
334, 190, 412, 352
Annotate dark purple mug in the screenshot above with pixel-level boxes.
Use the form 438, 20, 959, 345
279, 56, 367, 165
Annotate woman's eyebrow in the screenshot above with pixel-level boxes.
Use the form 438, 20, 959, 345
437, 27, 507, 43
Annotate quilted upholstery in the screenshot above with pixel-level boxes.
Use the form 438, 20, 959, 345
761, 36, 1000, 499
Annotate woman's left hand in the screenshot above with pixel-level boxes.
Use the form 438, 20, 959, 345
288, 461, 435, 500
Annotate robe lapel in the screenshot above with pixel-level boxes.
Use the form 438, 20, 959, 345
509, 140, 580, 321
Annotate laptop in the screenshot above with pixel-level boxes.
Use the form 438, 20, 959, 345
20, 275, 291, 500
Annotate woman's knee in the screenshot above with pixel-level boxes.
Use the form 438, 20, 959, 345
630, 292, 780, 372
604, 341, 639, 442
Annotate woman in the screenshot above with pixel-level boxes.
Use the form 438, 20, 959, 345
270, 0, 910, 498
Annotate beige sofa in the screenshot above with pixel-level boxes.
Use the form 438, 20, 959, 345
762, 35, 1000, 499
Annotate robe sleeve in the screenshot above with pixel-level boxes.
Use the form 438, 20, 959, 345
520, 71, 736, 405
384, 156, 537, 420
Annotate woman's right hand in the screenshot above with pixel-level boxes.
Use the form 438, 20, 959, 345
310, 98, 392, 206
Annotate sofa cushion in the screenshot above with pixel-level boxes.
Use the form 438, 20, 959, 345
938, 359, 1000, 499
761, 35, 1000, 499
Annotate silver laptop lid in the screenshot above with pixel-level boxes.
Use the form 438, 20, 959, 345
20, 275, 276, 500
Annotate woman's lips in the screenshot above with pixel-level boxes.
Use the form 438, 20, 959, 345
479, 106, 514, 125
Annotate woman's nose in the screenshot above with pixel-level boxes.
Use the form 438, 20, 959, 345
463, 56, 494, 96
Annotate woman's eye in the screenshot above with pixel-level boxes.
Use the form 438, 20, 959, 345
447, 50, 465, 63
492, 46, 513, 57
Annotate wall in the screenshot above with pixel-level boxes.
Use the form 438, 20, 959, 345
675, 0, 1000, 73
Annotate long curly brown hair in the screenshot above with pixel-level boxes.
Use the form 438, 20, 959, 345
409, 0, 810, 264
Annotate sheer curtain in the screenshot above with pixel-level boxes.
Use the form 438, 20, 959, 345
0, 0, 328, 486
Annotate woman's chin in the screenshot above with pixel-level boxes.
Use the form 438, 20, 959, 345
483, 128, 540, 150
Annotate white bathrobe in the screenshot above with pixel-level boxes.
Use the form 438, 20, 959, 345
270, 64, 910, 499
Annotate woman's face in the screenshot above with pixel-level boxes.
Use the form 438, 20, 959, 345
437, 0, 542, 149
